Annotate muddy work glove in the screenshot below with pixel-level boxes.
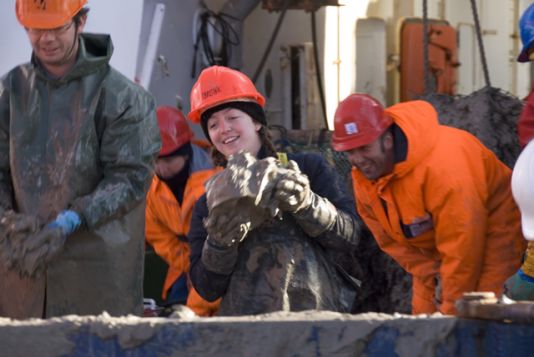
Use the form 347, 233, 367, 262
505, 242, 534, 301
0, 210, 41, 268
273, 161, 344, 238
201, 211, 248, 275
0, 210, 40, 235
18, 210, 82, 278
203, 210, 250, 248
273, 160, 312, 213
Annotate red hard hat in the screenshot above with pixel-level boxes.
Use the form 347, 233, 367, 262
16, 0, 87, 29
156, 106, 193, 156
188, 66, 265, 123
331, 94, 392, 152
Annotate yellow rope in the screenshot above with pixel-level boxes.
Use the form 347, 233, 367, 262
522, 241, 534, 277
277, 152, 288, 166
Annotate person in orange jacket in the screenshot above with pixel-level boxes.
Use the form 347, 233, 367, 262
517, 3, 534, 147
331, 94, 526, 315
146, 105, 220, 316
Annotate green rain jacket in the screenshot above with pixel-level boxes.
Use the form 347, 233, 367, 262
0, 33, 161, 318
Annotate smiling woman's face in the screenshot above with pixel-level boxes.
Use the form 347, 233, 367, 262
206, 107, 263, 158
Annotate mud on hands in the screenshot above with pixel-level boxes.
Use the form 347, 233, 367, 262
203, 151, 284, 245
272, 160, 312, 213
0, 210, 41, 271
201, 152, 283, 274
200, 211, 247, 275
272, 160, 340, 238
204, 211, 250, 248
0, 210, 82, 278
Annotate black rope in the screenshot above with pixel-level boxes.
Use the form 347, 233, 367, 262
470, 0, 491, 87
422, 0, 433, 94
252, 0, 291, 83
191, 9, 240, 78
311, 10, 329, 130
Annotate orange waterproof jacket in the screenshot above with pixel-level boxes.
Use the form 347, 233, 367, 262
352, 100, 525, 315
146, 145, 221, 316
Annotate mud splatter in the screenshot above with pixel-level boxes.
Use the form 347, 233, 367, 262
205, 151, 287, 231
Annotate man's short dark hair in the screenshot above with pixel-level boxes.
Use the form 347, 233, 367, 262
73, 7, 90, 27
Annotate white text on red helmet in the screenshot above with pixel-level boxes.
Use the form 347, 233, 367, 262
344, 122, 359, 135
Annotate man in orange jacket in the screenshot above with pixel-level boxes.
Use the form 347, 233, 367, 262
146, 106, 220, 316
331, 94, 526, 315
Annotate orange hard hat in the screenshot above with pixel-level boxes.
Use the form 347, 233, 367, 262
331, 94, 392, 152
16, 0, 87, 29
188, 66, 265, 123
156, 106, 193, 156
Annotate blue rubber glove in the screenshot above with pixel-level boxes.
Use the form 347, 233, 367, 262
504, 269, 534, 301
48, 210, 81, 236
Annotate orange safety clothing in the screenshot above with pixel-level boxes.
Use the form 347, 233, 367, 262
351, 100, 526, 315
146, 145, 221, 316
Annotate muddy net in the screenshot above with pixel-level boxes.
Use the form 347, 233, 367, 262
420, 86, 523, 168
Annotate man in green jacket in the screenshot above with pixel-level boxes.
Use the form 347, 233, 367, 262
0, 0, 160, 318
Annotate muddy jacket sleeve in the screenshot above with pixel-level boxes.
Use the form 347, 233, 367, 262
188, 195, 232, 301
70, 89, 161, 229
290, 153, 361, 251
0, 75, 13, 211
